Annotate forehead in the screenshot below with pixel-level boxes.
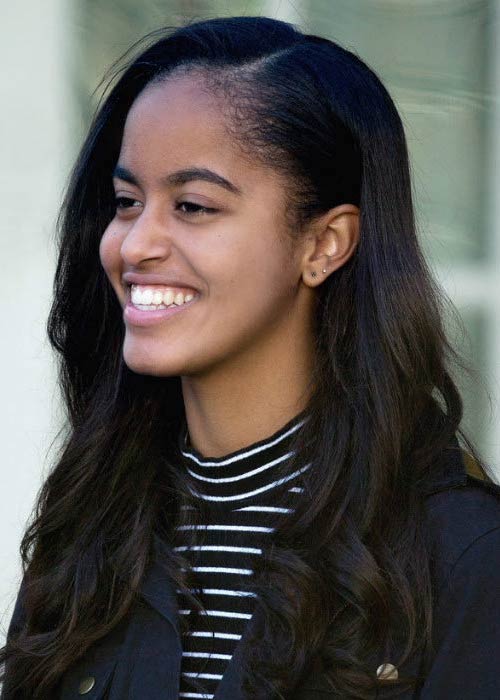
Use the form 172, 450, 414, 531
124, 75, 221, 144
119, 75, 264, 190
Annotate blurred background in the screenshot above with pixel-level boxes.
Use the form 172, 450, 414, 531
1, 0, 499, 640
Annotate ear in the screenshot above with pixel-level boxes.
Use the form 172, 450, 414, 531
301, 204, 360, 287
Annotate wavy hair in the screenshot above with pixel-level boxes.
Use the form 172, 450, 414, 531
1, 15, 494, 699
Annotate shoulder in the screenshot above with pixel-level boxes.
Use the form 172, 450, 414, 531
415, 475, 500, 695
423, 472, 500, 591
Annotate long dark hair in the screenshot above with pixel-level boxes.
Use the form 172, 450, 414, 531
1, 15, 494, 699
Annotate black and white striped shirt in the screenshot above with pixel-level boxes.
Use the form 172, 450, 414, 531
174, 410, 310, 699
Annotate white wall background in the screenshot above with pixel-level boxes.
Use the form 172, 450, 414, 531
0, 0, 71, 642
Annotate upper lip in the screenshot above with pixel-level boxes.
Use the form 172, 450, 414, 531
122, 272, 199, 291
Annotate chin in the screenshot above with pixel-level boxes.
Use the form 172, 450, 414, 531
122, 333, 233, 378
122, 345, 212, 378
122, 347, 183, 377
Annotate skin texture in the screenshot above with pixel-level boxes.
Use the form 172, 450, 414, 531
99, 74, 360, 458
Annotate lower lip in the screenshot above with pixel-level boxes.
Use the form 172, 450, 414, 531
124, 296, 198, 327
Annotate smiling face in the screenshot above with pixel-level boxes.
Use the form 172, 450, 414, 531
99, 72, 313, 379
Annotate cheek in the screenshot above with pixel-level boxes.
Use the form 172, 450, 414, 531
234, 235, 295, 296
99, 225, 122, 277
206, 237, 297, 330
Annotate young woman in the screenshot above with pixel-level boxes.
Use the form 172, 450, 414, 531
2, 14, 500, 700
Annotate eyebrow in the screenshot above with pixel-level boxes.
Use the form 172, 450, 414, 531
112, 164, 242, 196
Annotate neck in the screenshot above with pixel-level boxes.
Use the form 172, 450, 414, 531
180, 306, 316, 459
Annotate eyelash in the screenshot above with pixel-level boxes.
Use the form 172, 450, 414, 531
114, 197, 217, 216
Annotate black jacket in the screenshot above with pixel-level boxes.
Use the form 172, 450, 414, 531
3, 441, 500, 699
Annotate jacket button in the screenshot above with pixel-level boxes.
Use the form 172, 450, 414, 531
78, 676, 96, 694
376, 663, 398, 680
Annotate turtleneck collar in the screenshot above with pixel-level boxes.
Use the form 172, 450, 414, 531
177, 408, 311, 507
178, 407, 310, 464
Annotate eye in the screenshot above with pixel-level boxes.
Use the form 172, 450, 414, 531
176, 201, 218, 216
115, 196, 142, 210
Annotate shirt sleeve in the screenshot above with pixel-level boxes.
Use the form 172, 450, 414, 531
418, 525, 500, 698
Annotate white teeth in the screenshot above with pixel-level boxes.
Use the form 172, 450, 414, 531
135, 304, 165, 311
141, 288, 154, 305
130, 284, 196, 309
163, 290, 175, 306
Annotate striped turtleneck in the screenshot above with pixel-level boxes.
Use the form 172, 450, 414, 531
174, 409, 310, 699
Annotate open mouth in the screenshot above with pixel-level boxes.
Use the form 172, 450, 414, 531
123, 288, 199, 326
125, 283, 198, 310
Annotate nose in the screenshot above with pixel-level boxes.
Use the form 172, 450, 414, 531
120, 207, 173, 266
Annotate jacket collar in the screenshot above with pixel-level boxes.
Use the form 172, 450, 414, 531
419, 434, 469, 496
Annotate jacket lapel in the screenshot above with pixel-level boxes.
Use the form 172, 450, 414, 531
213, 604, 270, 699
140, 534, 181, 635
109, 535, 182, 700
